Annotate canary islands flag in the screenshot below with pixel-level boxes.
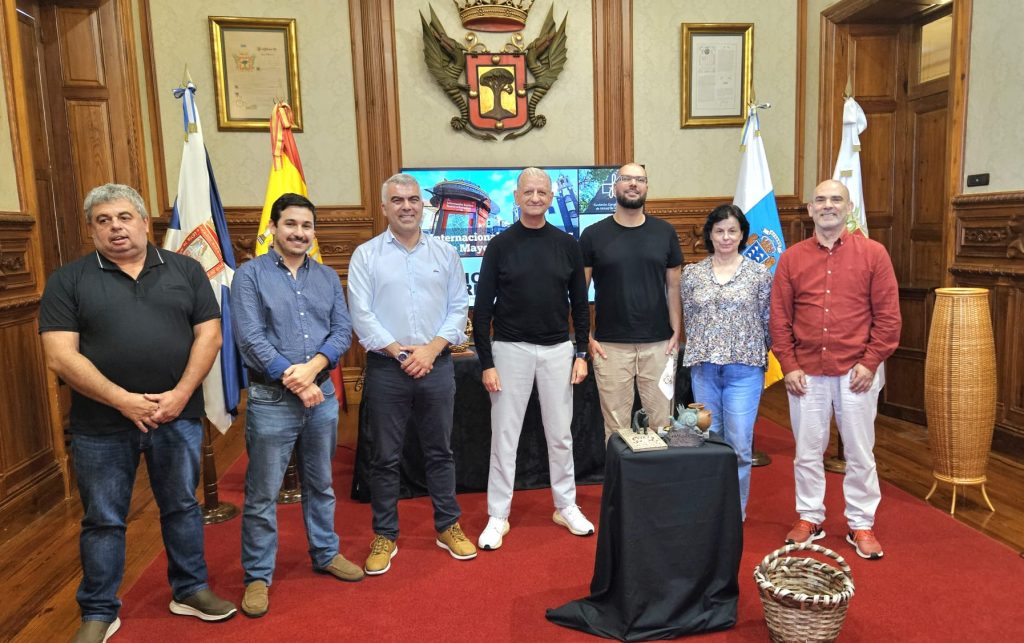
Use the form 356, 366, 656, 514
163, 81, 246, 433
733, 105, 787, 387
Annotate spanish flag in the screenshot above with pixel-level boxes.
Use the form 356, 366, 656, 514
255, 103, 321, 261
256, 103, 343, 402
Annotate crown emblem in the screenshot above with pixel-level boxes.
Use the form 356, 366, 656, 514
454, 0, 534, 32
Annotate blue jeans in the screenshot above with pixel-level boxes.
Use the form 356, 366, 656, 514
71, 419, 207, 622
365, 353, 460, 540
241, 378, 339, 585
690, 362, 764, 518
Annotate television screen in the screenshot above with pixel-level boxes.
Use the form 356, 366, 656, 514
401, 166, 621, 301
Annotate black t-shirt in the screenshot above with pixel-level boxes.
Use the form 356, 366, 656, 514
38, 245, 221, 434
472, 222, 590, 370
579, 215, 683, 343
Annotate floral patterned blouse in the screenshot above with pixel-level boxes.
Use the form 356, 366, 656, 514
681, 256, 772, 368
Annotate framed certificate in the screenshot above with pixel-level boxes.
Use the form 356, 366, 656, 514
209, 16, 302, 131
680, 23, 753, 128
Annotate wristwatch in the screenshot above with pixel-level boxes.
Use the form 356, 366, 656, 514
575, 351, 588, 360
396, 350, 410, 363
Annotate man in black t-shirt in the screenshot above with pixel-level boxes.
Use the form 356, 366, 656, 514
579, 163, 683, 442
472, 167, 595, 550
38, 184, 236, 640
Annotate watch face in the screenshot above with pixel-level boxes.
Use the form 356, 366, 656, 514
397, 351, 409, 363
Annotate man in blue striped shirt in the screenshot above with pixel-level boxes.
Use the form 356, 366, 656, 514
348, 173, 475, 575
231, 193, 363, 618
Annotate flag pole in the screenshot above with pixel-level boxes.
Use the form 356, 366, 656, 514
201, 419, 239, 524
277, 454, 302, 504
743, 99, 774, 469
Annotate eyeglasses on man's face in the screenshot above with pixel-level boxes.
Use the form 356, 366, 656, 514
615, 175, 648, 184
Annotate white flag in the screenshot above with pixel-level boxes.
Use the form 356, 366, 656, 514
164, 82, 245, 433
832, 96, 869, 235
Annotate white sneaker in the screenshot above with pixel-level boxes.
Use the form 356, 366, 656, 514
553, 505, 595, 536
477, 516, 510, 550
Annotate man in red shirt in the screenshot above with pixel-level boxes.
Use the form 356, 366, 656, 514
769, 180, 901, 559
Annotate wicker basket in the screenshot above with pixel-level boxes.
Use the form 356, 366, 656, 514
753, 543, 855, 643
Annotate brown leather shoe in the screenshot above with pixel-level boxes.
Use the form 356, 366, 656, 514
241, 581, 269, 618
72, 618, 120, 643
316, 553, 365, 582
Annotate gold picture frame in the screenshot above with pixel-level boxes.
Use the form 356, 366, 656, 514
680, 23, 753, 128
209, 16, 302, 131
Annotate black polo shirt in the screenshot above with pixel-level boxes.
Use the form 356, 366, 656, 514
38, 244, 221, 434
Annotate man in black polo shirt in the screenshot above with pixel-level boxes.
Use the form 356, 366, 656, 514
39, 184, 236, 642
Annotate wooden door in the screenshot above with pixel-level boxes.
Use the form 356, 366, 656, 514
824, 11, 951, 424
13, 0, 147, 440
36, 0, 148, 264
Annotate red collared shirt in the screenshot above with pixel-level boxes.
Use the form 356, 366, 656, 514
769, 231, 901, 376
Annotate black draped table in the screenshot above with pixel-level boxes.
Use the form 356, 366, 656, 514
352, 351, 693, 502
546, 434, 742, 641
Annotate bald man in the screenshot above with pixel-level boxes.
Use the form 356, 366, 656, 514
769, 180, 901, 560
579, 163, 682, 442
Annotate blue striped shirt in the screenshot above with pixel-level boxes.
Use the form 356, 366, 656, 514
348, 229, 467, 351
230, 248, 352, 379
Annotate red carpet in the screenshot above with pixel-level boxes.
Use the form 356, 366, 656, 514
118, 420, 1022, 641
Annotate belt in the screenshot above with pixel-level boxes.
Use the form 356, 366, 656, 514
248, 369, 330, 386
367, 348, 452, 361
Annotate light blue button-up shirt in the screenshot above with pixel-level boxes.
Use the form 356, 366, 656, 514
348, 228, 468, 351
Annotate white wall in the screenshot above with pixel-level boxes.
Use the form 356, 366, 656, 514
394, 0, 596, 168
148, 0, 361, 208
634, 0, 799, 199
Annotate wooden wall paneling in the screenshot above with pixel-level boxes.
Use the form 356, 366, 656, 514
591, 0, 632, 165
0, 0, 70, 523
349, 0, 400, 236
949, 191, 1024, 461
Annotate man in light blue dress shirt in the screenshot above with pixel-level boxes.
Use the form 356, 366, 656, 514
348, 173, 476, 575
231, 193, 363, 618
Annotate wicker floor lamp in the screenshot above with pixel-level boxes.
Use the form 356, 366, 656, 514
923, 288, 997, 515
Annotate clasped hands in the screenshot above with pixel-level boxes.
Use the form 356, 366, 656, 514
119, 388, 189, 433
283, 360, 328, 408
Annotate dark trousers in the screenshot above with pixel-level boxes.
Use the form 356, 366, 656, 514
365, 352, 460, 539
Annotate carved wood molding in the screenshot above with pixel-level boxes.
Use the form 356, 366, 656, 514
646, 196, 807, 218
592, 0, 632, 165
951, 191, 1024, 208
0, 214, 35, 227
949, 265, 1024, 279
0, 294, 41, 311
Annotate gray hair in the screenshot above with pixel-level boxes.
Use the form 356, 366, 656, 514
380, 173, 422, 204
83, 184, 148, 222
516, 167, 551, 190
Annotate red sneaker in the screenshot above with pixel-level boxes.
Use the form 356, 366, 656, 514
847, 529, 884, 559
785, 519, 825, 545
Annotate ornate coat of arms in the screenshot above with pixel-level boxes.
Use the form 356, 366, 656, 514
421, 1, 568, 141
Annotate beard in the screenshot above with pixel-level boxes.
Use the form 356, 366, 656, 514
615, 191, 646, 209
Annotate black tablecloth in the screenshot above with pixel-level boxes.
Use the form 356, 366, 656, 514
546, 435, 742, 641
351, 352, 693, 502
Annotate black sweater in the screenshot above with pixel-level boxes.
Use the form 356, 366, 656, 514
472, 222, 589, 369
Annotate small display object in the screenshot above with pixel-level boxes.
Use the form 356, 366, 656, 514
617, 409, 667, 452
664, 403, 713, 448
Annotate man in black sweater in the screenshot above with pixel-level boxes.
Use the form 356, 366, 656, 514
473, 167, 594, 550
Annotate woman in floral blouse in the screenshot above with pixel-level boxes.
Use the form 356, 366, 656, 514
681, 204, 772, 520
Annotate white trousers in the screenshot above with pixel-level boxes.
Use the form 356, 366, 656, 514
788, 368, 883, 530
487, 341, 576, 518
